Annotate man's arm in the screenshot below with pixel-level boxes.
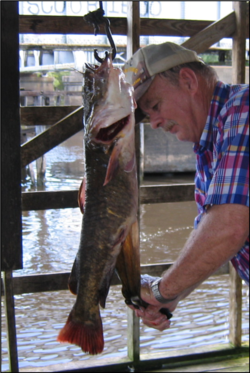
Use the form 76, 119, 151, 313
136, 203, 249, 330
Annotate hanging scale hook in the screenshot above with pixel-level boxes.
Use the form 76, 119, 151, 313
83, 1, 117, 63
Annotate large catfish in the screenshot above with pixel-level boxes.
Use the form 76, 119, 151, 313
57, 54, 142, 355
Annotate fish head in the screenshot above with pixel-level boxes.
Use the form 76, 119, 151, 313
83, 54, 136, 147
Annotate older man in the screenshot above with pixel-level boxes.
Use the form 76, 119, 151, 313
123, 42, 249, 331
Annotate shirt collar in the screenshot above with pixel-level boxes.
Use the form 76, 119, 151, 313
193, 81, 231, 154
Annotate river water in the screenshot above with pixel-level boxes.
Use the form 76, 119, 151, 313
1, 131, 249, 371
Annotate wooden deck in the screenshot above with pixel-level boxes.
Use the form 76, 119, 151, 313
18, 344, 249, 373
150, 356, 249, 372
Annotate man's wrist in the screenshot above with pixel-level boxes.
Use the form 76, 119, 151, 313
151, 278, 177, 304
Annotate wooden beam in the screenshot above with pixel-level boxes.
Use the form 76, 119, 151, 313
20, 90, 82, 97
19, 15, 211, 36
127, 2, 141, 363
19, 14, 249, 38
229, 263, 242, 347
140, 184, 195, 204
21, 106, 83, 167
0, 265, 171, 296
21, 106, 80, 126
22, 190, 79, 211
127, 2, 140, 58
10, 345, 250, 373
228, 2, 246, 349
182, 12, 236, 54
1, 1, 22, 271
1, 263, 229, 296
21, 184, 195, 211
232, 1, 247, 84
3, 271, 19, 372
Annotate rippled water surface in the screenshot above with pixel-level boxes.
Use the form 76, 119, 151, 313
1, 133, 249, 371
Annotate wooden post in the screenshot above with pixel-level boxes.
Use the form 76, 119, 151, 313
229, 263, 242, 347
228, 1, 247, 348
232, 1, 247, 84
127, 1, 141, 57
1, 2, 22, 371
126, 1, 141, 363
3, 271, 19, 372
1, 2, 23, 270
35, 126, 47, 186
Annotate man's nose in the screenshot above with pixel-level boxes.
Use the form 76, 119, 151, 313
150, 115, 162, 129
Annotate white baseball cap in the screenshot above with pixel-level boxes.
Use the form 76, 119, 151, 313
123, 42, 204, 122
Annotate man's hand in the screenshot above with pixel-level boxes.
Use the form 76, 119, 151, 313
129, 275, 180, 331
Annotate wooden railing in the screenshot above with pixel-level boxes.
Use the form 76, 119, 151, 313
2, 1, 248, 372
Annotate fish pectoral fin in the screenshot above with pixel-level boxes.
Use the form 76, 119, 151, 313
68, 257, 78, 295
78, 178, 86, 214
98, 260, 118, 309
124, 153, 136, 173
115, 220, 141, 304
103, 143, 121, 186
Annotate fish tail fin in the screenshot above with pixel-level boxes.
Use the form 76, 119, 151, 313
57, 311, 104, 355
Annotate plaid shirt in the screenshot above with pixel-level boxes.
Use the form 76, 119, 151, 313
193, 81, 249, 285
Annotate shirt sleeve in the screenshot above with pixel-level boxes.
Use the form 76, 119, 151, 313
205, 88, 249, 208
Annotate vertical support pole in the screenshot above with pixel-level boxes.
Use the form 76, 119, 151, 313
3, 271, 19, 372
228, 1, 246, 348
127, 1, 141, 57
126, 1, 141, 363
35, 126, 47, 187
1, 2, 23, 270
232, 1, 247, 84
229, 263, 242, 347
1, 2, 22, 371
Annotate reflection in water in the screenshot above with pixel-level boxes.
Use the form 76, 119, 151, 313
1, 133, 249, 371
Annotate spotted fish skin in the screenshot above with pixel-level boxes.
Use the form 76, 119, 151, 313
57, 54, 139, 355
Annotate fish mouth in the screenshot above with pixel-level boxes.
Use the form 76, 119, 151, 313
96, 115, 130, 143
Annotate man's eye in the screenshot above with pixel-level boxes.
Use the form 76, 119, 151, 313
152, 103, 158, 111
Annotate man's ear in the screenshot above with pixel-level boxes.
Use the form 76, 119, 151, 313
179, 67, 198, 94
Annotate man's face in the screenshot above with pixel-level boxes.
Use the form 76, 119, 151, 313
138, 73, 202, 143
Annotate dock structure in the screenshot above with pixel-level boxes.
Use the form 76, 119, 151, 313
1, 2, 249, 372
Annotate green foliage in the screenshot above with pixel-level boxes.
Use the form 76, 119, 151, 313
201, 53, 220, 65
47, 71, 70, 90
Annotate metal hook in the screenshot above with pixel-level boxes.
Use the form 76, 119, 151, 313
83, 2, 117, 63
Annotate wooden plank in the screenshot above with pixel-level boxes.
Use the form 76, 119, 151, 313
232, 1, 247, 84
140, 184, 195, 205
21, 106, 83, 167
21, 106, 80, 126
3, 271, 19, 372
17, 345, 249, 372
1, 1, 23, 271
1, 263, 229, 296
21, 184, 195, 211
19, 15, 211, 36
22, 190, 79, 211
127, 2, 140, 57
229, 264, 242, 348
146, 356, 249, 372
19, 43, 127, 51
127, 1, 141, 363
20, 90, 82, 97
1, 265, 170, 296
182, 12, 236, 54
228, 2, 246, 349
19, 14, 249, 38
